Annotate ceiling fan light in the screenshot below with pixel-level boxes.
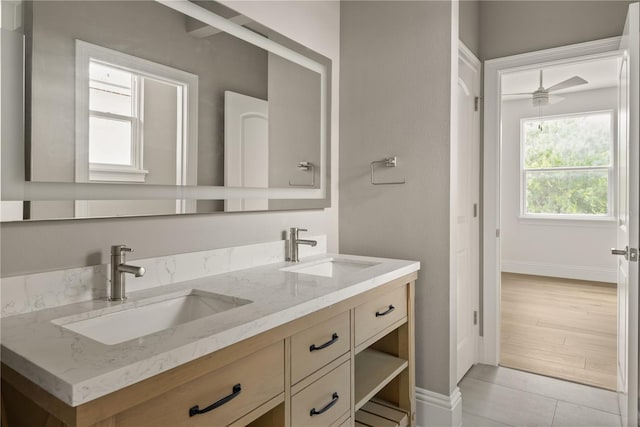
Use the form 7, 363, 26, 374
532, 95, 548, 107
548, 95, 566, 105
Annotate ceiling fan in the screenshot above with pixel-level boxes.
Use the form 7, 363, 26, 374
503, 70, 588, 106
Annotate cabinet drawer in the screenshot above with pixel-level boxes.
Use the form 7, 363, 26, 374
355, 285, 407, 346
116, 341, 284, 427
291, 311, 350, 384
291, 361, 351, 427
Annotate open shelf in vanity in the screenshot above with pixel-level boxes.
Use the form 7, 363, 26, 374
355, 348, 408, 411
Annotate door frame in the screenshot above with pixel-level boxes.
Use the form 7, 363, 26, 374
457, 40, 481, 382
481, 36, 623, 366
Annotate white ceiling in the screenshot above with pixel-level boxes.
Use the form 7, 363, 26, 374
501, 57, 619, 99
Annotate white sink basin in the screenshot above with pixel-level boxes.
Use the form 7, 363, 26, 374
280, 257, 380, 278
54, 290, 252, 345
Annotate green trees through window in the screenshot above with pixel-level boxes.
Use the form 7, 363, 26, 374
522, 112, 613, 216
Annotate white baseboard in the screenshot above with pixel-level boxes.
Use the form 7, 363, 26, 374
416, 386, 462, 427
501, 260, 616, 283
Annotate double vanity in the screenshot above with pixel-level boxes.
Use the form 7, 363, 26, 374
1, 244, 419, 427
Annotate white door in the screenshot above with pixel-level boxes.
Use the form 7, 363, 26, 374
456, 44, 481, 382
224, 91, 269, 212
615, 4, 639, 426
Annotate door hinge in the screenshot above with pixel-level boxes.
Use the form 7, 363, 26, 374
473, 310, 478, 325
474, 96, 480, 112
473, 203, 478, 218
496, 229, 500, 238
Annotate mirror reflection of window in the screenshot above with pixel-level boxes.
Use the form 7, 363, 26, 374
88, 61, 146, 181
75, 40, 199, 194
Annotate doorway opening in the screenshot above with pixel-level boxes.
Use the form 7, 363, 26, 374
498, 56, 621, 390
481, 7, 639, 425
481, 38, 628, 392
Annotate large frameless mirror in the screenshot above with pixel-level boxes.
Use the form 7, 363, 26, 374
1, 0, 331, 221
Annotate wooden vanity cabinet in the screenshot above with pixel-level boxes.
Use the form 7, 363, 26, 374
1, 272, 416, 427
290, 360, 351, 426
355, 285, 408, 349
116, 341, 285, 427
290, 311, 350, 385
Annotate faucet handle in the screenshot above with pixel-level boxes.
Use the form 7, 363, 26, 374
297, 228, 308, 232
111, 245, 133, 255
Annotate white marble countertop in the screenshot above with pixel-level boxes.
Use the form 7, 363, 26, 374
1, 253, 419, 407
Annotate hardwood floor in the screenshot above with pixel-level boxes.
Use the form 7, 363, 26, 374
500, 273, 617, 390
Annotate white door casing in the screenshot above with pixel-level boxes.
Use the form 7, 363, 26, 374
616, 4, 639, 426
224, 91, 269, 212
456, 42, 481, 382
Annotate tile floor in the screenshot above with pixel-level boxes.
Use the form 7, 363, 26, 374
460, 364, 621, 426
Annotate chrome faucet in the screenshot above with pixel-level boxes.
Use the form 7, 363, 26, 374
109, 245, 145, 301
287, 227, 317, 263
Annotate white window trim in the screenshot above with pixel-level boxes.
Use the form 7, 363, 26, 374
519, 109, 616, 221
517, 216, 616, 227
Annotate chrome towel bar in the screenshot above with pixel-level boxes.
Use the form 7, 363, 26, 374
370, 156, 406, 185
289, 162, 315, 187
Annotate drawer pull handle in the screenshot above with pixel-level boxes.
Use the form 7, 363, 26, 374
310, 333, 339, 352
188, 383, 241, 417
376, 305, 395, 317
310, 392, 340, 416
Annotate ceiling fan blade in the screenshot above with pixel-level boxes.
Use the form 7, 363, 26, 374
548, 95, 565, 105
502, 92, 533, 96
547, 76, 588, 92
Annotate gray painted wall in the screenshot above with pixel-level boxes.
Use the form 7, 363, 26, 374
1, 1, 340, 277
479, 1, 631, 60
459, 0, 480, 57
143, 81, 179, 188
339, 1, 453, 395
268, 54, 321, 189
268, 53, 322, 210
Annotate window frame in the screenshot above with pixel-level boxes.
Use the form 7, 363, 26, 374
519, 109, 616, 221
87, 62, 147, 182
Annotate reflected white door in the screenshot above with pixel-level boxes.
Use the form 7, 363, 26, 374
224, 91, 269, 212
615, 4, 639, 426
456, 45, 481, 382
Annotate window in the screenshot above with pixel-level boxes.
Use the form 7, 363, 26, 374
88, 61, 147, 182
521, 111, 614, 219
75, 40, 199, 191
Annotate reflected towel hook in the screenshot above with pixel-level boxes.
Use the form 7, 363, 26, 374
370, 156, 406, 185
289, 162, 315, 187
